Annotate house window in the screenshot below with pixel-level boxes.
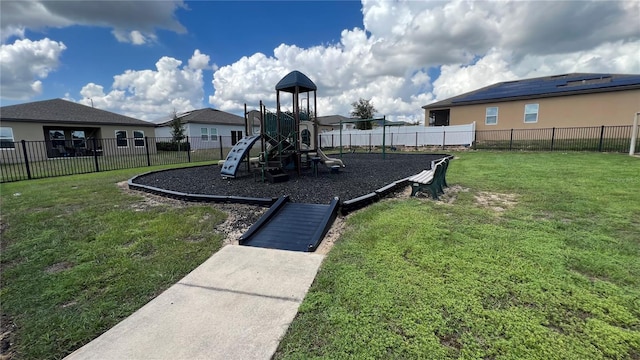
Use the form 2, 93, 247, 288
485, 107, 498, 125
72, 131, 86, 148
201, 128, 208, 141
133, 130, 145, 147
116, 130, 128, 147
49, 129, 66, 148
0, 127, 15, 149
524, 104, 539, 123
210, 128, 218, 141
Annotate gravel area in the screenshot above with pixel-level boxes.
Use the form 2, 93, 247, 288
132, 153, 449, 204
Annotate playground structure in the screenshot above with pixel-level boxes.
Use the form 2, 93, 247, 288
220, 70, 344, 182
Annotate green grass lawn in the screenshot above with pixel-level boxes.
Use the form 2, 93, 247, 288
275, 152, 640, 359
0, 164, 227, 359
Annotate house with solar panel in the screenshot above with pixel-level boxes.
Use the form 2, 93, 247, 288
422, 73, 640, 130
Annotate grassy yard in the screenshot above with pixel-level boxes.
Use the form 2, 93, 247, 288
0, 164, 227, 359
275, 152, 640, 359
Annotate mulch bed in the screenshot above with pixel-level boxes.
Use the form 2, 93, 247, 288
131, 153, 448, 204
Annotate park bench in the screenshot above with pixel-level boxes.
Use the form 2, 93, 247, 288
408, 158, 450, 199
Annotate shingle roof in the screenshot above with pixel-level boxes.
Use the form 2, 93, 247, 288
423, 73, 640, 109
158, 108, 245, 126
0, 98, 155, 126
316, 115, 350, 126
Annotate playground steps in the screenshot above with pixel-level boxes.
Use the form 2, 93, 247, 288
264, 168, 289, 183
239, 196, 340, 252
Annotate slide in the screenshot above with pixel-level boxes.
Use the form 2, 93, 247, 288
239, 196, 340, 252
220, 135, 261, 178
317, 148, 345, 168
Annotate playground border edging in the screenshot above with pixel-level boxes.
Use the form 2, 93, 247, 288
128, 169, 278, 207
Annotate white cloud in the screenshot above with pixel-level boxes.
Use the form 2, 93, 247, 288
433, 49, 518, 101
0, 38, 66, 100
0, 0, 186, 45
207, 0, 639, 124
72, 50, 210, 120
112, 30, 156, 45
188, 49, 212, 70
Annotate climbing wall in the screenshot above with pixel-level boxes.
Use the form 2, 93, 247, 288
220, 135, 261, 178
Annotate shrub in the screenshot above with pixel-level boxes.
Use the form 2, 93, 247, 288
155, 141, 191, 152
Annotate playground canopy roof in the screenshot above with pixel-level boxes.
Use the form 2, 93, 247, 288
276, 70, 317, 93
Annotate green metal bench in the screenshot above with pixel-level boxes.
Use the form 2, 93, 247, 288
408, 158, 449, 199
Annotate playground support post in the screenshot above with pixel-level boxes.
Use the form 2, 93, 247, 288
631, 112, 640, 156
339, 119, 343, 158
382, 115, 386, 159
244, 103, 249, 137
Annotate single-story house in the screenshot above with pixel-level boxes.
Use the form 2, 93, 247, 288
0, 98, 156, 162
317, 115, 353, 132
156, 108, 254, 150
422, 73, 640, 130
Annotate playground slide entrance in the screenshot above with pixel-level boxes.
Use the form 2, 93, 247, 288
239, 196, 340, 252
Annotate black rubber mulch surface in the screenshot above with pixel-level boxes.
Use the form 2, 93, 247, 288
132, 153, 448, 204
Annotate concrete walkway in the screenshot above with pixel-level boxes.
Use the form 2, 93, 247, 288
65, 245, 325, 360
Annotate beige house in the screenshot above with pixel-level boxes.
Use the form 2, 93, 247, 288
423, 73, 640, 131
0, 98, 156, 162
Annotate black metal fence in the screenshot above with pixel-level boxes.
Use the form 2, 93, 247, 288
1, 126, 638, 183
473, 125, 638, 152
318, 125, 638, 154
0, 136, 255, 183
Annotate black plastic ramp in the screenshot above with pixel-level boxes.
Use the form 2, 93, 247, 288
239, 196, 340, 252
220, 135, 261, 178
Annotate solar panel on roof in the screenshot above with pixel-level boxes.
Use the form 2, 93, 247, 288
451, 74, 640, 103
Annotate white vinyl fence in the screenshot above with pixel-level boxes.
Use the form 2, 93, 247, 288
319, 123, 476, 148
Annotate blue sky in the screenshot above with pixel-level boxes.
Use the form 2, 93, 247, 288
1, 1, 639, 122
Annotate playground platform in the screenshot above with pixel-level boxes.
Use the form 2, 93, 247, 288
64, 245, 324, 360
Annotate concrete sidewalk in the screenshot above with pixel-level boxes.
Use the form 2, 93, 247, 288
65, 245, 325, 360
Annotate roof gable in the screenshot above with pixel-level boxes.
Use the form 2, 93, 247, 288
424, 73, 640, 109
0, 98, 154, 126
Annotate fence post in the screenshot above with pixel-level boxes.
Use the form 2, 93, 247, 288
415, 132, 418, 149
145, 136, 151, 166
369, 133, 372, 152
551, 127, 556, 151
509, 129, 513, 150
92, 137, 100, 172
186, 136, 191, 162
20, 140, 32, 180
219, 137, 223, 160
442, 131, 446, 150
598, 125, 605, 152
473, 129, 478, 150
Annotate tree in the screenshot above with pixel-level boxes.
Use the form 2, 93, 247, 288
350, 98, 377, 130
169, 110, 185, 143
